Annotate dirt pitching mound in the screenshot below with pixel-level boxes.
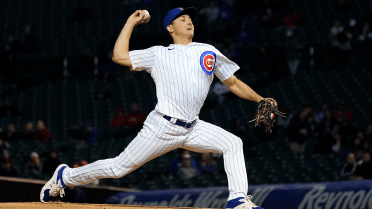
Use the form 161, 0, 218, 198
0, 202, 205, 209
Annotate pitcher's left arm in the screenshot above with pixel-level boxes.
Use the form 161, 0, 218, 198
222, 75, 263, 103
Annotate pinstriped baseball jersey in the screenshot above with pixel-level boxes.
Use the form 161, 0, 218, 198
61, 42, 249, 202
129, 42, 239, 121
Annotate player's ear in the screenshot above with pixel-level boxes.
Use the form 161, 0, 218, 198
167, 25, 174, 34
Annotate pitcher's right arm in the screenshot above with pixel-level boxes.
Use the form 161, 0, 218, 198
112, 10, 150, 69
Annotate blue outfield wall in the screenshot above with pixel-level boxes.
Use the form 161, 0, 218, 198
106, 180, 372, 209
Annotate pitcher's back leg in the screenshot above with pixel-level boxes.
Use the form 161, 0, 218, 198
62, 124, 183, 186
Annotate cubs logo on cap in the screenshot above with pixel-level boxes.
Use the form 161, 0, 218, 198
200, 51, 216, 75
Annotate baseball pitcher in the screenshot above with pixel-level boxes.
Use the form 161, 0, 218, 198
41, 7, 282, 209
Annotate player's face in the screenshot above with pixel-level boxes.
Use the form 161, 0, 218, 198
171, 14, 194, 37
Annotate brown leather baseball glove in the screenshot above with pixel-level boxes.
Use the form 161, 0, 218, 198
249, 98, 286, 133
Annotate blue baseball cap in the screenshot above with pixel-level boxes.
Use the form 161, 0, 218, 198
163, 7, 198, 32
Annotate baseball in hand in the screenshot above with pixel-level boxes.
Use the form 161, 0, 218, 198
142, 10, 150, 21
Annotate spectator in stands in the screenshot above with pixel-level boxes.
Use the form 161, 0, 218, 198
316, 103, 330, 123
365, 124, 372, 142
26, 151, 42, 175
329, 20, 344, 41
332, 132, 342, 152
111, 107, 127, 128
0, 98, 20, 117
4, 122, 20, 142
126, 103, 145, 131
307, 107, 317, 132
361, 140, 372, 157
0, 138, 10, 155
42, 150, 62, 175
349, 133, 364, 159
285, 30, 303, 75
282, 7, 302, 28
0, 152, 19, 177
67, 122, 84, 144
200, 1, 220, 23
34, 120, 51, 142
95, 84, 111, 99
63, 186, 87, 203
71, 3, 92, 22
179, 154, 198, 180
170, 149, 199, 176
358, 19, 372, 41
334, 100, 353, 123
22, 121, 35, 141
329, 22, 352, 65
82, 122, 98, 144
354, 152, 372, 180
341, 153, 357, 178
287, 106, 312, 153
198, 153, 216, 174
314, 110, 339, 155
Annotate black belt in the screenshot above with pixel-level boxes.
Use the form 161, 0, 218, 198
163, 115, 196, 128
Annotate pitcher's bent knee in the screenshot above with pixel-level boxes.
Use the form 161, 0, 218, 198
233, 136, 243, 148
225, 135, 243, 153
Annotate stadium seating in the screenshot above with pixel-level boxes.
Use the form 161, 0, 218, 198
2, 0, 372, 57
2, 0, 371, 190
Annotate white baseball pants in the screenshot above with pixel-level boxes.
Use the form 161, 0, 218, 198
62, 110, 248, 201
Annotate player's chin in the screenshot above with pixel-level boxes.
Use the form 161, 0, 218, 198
186, 30, 194, 37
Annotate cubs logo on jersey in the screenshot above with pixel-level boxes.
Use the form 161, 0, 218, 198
200, 51, 216, 75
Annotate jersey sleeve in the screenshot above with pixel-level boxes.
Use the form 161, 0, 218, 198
129, 46, 159, 73
213, 47, 240, 82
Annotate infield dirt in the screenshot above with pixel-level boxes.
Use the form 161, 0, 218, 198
0, 203, 206, 209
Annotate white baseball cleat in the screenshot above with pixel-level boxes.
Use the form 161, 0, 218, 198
40, 164, 68, 203
226, 195, 263, 209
